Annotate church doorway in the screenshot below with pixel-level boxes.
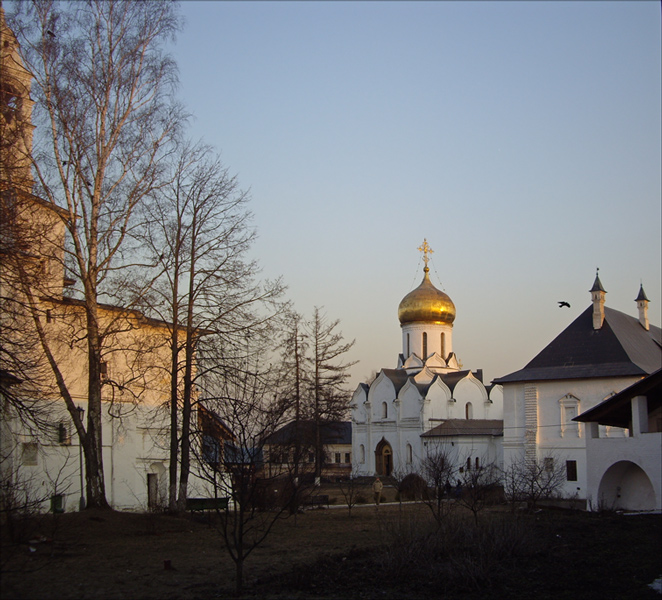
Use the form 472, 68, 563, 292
375, 439, 393, 476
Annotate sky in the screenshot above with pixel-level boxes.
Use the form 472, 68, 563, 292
171, 1, 661, 389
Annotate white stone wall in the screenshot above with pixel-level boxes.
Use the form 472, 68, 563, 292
502, 376, 639, 501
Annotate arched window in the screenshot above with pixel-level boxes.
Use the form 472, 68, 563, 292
406, 333, 410, 357
406, 443, 413, 464
422, 332, 428, 358
475, 457, 480, 470
360, 444, 365, 463
465, 402, 473, 420
441, 332, 446, 358
466, 456, 472, 471
382, 401, 388, 419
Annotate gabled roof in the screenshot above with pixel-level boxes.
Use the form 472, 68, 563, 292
494, 306, 661, 384
421, 419, 503, 438
574, 369, 662, 428
264, 420, 351, 446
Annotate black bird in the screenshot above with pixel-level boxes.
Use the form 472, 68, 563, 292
558, 301, 570, 308
47, 30, 56, 37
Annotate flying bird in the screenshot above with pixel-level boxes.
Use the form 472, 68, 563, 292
558, 301, 570, 308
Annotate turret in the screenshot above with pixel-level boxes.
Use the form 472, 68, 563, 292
635, 284, 650, 331
590, 270, 606, 330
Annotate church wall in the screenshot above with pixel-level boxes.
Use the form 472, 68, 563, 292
503, 376, 640, 501
401, 322, 453, 361
453, 377, 488, 419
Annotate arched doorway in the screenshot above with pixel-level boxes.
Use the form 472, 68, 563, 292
597, 461, 656, 511
375, 439, 393, 476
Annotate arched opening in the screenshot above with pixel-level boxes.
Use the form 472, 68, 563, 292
359, 444, 365, 463
406, 443, 413, 464
465, 402, 473, 420
597, 460, 656, 511
406, 333, 410, 357
422, 332, 428, 359
375, 439, 393, 477
441, 332, 446, 359
382, 401, 388, 419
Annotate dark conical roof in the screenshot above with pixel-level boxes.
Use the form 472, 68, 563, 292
590, 272, 606, 293
635, 284, 650, 303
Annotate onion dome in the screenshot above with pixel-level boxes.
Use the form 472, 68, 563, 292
398, 267, 456, 325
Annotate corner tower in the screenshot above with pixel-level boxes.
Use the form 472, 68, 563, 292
398, 239, 456, 362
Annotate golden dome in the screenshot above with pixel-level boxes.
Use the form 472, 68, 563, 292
398, 267, 456, 325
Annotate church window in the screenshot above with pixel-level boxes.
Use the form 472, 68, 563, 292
466, 457, 471, 471
559, 395, 580, 437
441, 332, 446, 358
382, 401, 388, 419
566, 460, 577, 482
406, 333, 410, 357
344, 452, 351, 464
359, 445, 365, 463
422, 332, 428, 359
475, 457, 480, 470
465, 402, 473, 420
335, 453, 341, 464
406, 443, 412, 464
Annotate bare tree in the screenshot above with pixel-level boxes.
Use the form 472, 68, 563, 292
136, 139, 286, 512
195, 355, 294, 596
456, 457, 501, 524
337, 466, 363, 517
7, 0, 184, 508
420, 442, 456, 525
502, 454, 566, 511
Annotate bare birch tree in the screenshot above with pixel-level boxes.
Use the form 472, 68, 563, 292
138, 140, 286, 511
7, 0, 183, 508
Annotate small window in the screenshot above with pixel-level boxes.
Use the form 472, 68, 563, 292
422, 332, 428, 359
382, 401, 388, 419
544, 457, 554, 472
344, 452, 350, 464
566, 460, 577, 482
406, 443, 413, 464
335, 453, 341, 464
359, 445, 365, 464
465, 402, 473, 420
466, 457, 471, 471
22, 442, 38, 466
475, 457, 480, 470
57, 422, 71, 445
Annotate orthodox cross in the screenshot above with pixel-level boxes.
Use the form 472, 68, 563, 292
418, 238, 434, 269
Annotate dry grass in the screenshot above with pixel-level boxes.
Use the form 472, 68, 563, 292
1, 486, 660, 600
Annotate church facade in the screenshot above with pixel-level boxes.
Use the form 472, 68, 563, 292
496, 274, 661, 509
351, 242, 503, 479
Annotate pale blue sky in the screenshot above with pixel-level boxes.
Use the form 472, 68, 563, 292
173, 1, 661, 387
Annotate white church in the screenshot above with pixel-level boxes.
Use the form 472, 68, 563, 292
351, 241, 503, 478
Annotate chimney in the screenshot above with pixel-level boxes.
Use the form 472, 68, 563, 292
590, 270, 606, 330
635, 284, 650, 331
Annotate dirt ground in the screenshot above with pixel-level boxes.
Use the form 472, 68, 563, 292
1, 489, 661, 600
